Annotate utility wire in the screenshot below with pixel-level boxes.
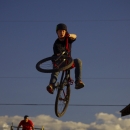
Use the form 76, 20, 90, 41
0, 19, 130, 22
0, 103, 126, 107
0, 77, 130, 79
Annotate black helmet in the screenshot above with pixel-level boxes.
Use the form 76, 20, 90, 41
24, 115, 29, 119
56, 23, 67, 32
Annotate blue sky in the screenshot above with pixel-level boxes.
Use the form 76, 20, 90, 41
0, 0, 130, 129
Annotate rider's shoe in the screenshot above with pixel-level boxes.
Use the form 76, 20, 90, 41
75, 80, 85, 89
46, 84, 54, 94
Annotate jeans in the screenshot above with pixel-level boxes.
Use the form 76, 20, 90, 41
49, 58, 82, 84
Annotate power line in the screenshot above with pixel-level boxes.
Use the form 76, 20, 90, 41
0, 103, 126, 107
0, 19, 130, 22
0, 77, 130, 79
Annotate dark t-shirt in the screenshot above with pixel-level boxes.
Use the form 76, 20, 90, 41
53, 37, 76, 55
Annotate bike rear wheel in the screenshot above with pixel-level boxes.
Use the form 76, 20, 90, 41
36, 56, 73, 73
55, 84, 70, 117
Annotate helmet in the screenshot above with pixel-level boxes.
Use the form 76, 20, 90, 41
24, 115, 29, 119
56, 23, 67, 32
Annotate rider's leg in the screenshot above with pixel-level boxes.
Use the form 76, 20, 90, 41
47, 71, 60, 94
74, 58, 82, 81
49, 71, 60, 85
74, 58, 84, 89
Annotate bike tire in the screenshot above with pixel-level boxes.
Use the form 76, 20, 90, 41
36, 56, 73, 73
55, 84, 70, 117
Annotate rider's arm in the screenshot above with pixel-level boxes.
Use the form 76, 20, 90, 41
29, 120, 34, 130
69, 34, 77, 40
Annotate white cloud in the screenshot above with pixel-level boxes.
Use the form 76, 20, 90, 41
0, 113, 130, 130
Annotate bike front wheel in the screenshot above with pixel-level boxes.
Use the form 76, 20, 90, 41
55, 84, 70, 117
36, 56, 73, 73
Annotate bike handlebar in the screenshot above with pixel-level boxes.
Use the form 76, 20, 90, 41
11, 126, 44, 130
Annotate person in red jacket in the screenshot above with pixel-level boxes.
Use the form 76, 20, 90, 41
17, 115, 34, 130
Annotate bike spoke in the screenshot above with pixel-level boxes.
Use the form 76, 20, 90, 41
57, 90, 67, 113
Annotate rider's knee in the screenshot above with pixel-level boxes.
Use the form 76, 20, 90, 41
74, 58, 82, 66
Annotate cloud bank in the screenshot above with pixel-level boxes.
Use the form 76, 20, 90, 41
1, 113, 130, 130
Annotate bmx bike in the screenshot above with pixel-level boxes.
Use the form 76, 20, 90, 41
36, 51, 74, 117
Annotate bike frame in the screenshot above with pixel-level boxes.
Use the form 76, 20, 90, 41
56, 33, 74, 96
